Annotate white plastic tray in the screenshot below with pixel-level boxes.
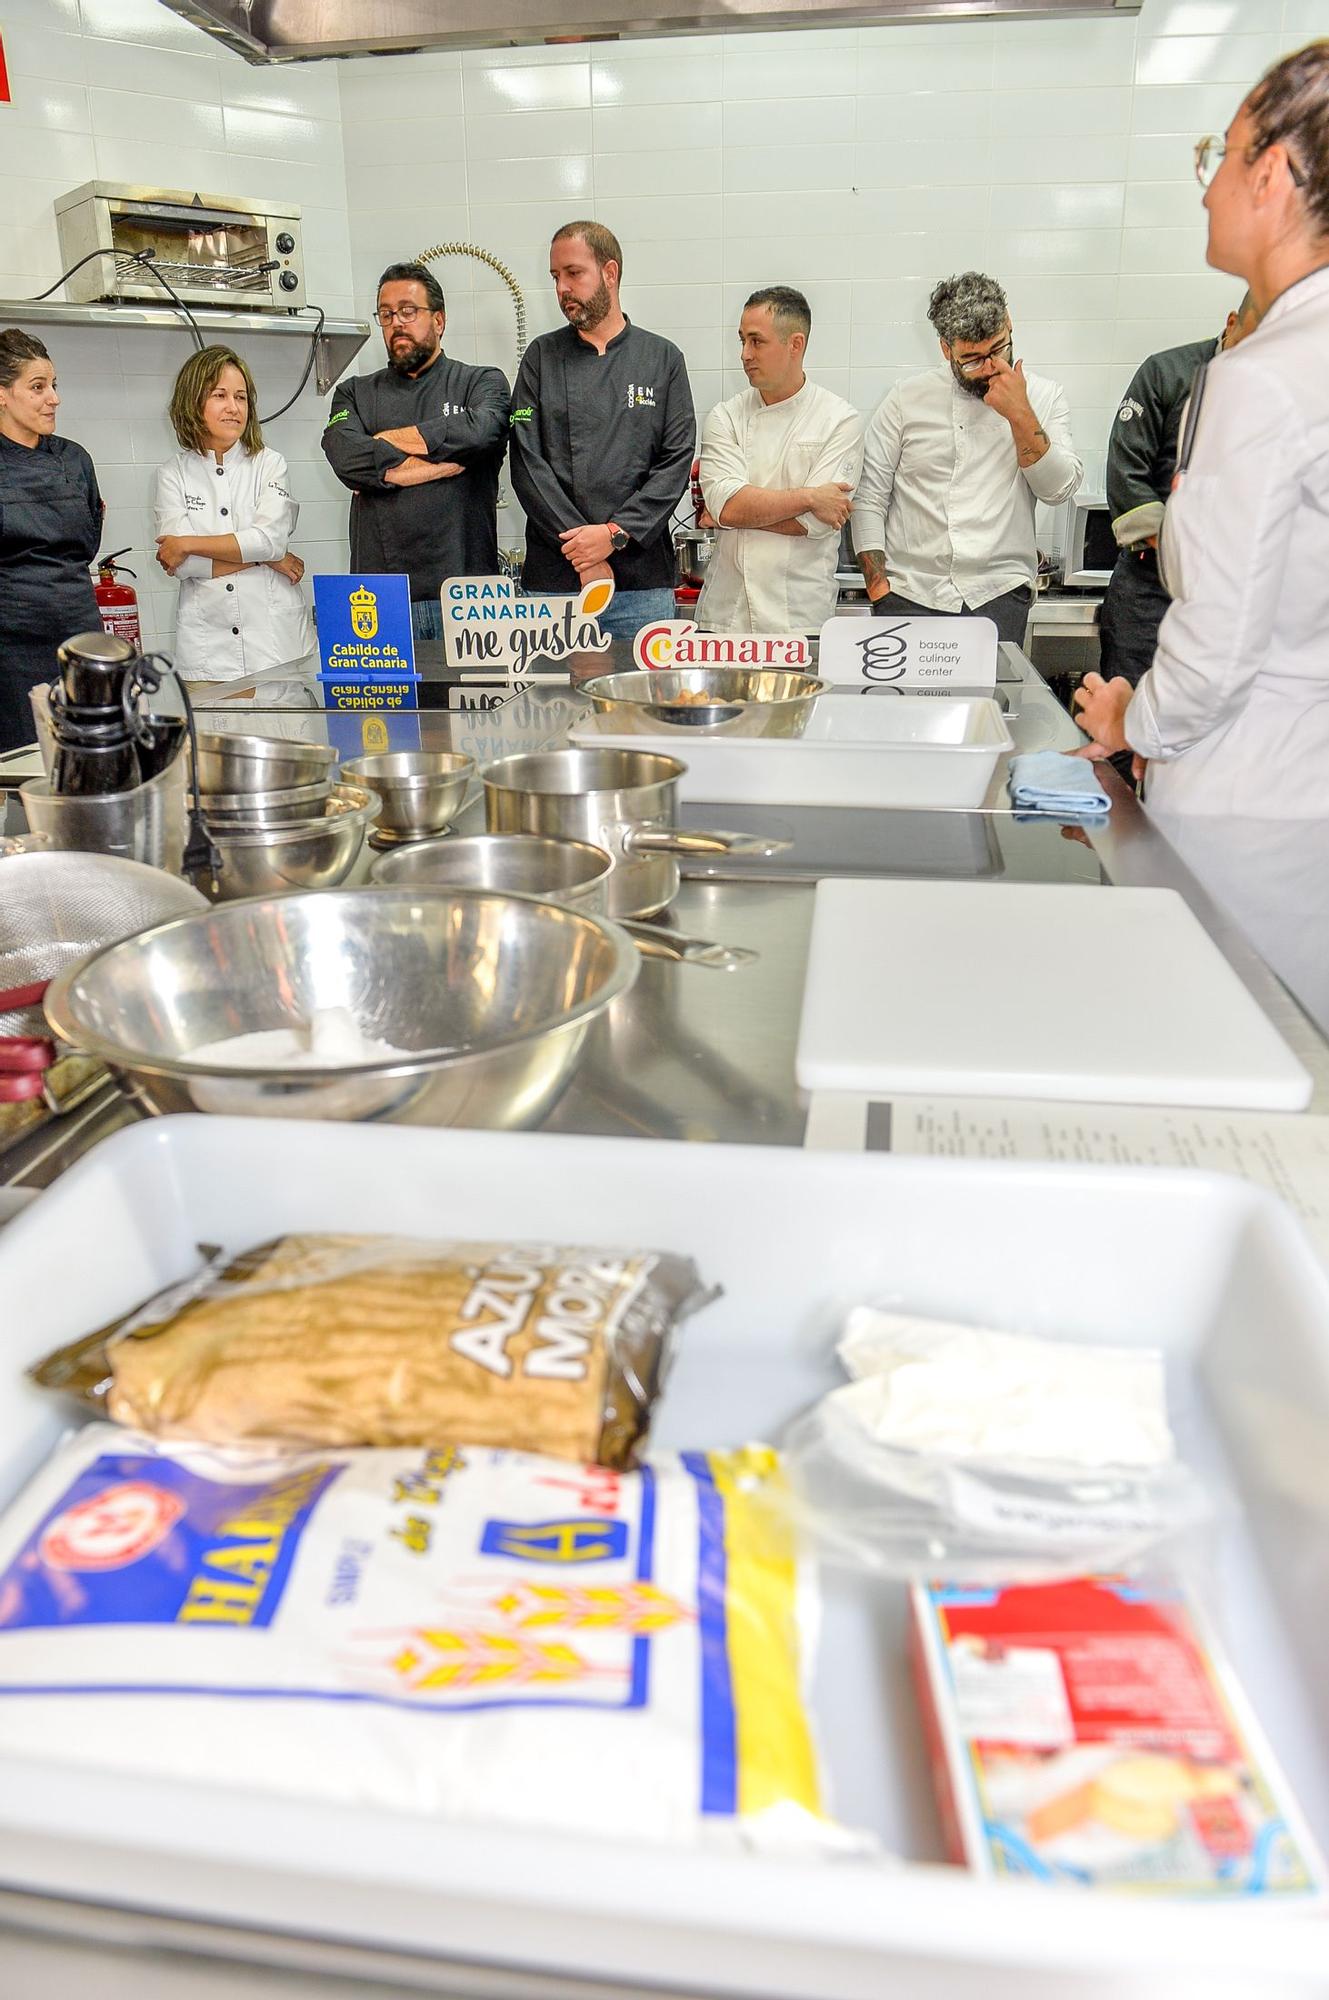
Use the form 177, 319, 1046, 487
568, 694, 1014, 809
0, 1117, 1327, 1998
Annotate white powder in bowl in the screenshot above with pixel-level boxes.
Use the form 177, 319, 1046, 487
190, 1006, 414, 1070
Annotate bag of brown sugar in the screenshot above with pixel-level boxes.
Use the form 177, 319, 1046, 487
29, 1233, 713, 1467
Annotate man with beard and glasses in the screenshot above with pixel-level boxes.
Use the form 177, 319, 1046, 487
321, 262, 509, 645
851, 271, 1081, 646
508, 221, 694, 641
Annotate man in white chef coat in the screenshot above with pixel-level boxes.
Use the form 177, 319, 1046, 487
851, 271, 1082, 645
695, 287, 863, 634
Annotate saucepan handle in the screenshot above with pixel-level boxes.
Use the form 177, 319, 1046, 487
624, 827, 791, 859
617, 919, 758, 972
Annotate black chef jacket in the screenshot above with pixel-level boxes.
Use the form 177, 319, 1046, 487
1107, 337, 1216, 536
0, 431, 103, 752
509, 320, 694, 593
322, 353, 509, 601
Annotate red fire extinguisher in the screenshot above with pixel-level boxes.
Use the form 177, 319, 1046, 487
93, 548, 142, 647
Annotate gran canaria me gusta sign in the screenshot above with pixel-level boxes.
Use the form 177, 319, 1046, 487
442, 574, 614, 678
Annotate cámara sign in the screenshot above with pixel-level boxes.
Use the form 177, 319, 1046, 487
633, 621, 813, 672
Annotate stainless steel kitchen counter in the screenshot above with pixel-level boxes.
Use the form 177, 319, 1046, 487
4, 649, 1326, 1192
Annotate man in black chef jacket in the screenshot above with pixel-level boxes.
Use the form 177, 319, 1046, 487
321, 262, 509, 645
1099, 292, 1259, 686
509, 221, 694, 642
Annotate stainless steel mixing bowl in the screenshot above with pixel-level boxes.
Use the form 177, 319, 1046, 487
195, 732, 336, 795
340, 751, 474, 838
581, 667, 827, 736
198, 783, 377, 902
43, 885, 640, 1128
202, 776, 332, 825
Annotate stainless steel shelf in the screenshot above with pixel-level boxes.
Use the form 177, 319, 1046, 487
0, 298, 370, 394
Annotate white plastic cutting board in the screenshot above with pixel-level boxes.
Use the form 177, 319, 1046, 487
796, 879, 1313, 1109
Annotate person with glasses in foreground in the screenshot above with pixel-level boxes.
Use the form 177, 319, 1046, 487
321, 262, 509, 646
1074, 42, 1329, 815
850, 271, 1082, 645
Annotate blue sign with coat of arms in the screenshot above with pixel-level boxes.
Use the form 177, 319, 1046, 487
313, 573, 420, 712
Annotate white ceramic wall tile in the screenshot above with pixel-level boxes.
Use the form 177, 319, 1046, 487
219, 59, 343, 122
337, 70, 465, 123
722, 97, 853, 150
992, 20, 1137, 89
1014, 319, 1122, 364
719, 51, 864, 100
0, 124, 95, 179
221, 107, 344, 168
0, 23, 87, 84
723, 143, 853, 194
1282, 0, 1329, 33
463, 64, 591, 114
596, 149, 721, 199
998, 87, 1133, 137
1120, 223, 1212, 271
3, 80, 90, 132
853, 41, 996, 91
991, 184, 1126, 230
466, 110, 593, 161
1134, 32, 1286, 86
589, 57, 720, 108
1124, 178, 1213, 227
855, 90, 993, 141
987, 228, 1125, 276
988, 133, 1130, 183
1131, 81, 1248, 133
89, 88, 224, 149
593, 102, 721, 151
77, 0, 216, 52
852, 143, 995, 189
477, 156, 594, 204
82, 41, 220, 102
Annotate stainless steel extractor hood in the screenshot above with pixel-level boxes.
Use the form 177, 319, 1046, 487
159, 0, 1141, 64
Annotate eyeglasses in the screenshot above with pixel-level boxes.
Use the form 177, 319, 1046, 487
953, 335, 1013, 376
1195, 133, 1308, 190
375, 304, 430, 327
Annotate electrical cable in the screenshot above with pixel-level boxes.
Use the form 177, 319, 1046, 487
259, 303, 326, 424
133, 252, 205, 351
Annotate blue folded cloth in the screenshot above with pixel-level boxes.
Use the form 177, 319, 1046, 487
1008, 750, 1111, 817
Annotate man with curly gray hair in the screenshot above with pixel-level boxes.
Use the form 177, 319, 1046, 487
851, 270, 1082, 646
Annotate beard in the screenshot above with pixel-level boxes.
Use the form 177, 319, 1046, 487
560, 277, 612, 332
952, 363, 992, 399
388, 333, 438, 376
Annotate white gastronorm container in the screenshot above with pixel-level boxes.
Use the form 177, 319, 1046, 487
569, 693, 1015, 810
0, 1116, 1327, 1999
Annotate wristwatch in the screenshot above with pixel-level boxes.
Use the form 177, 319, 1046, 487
607, 524, 629, 553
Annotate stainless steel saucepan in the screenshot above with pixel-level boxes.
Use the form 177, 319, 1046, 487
480, 748, 789, 918
369, 832, 756, 971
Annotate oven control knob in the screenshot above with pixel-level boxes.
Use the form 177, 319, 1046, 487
275, 231, 296, 254
279, 269, 300, 291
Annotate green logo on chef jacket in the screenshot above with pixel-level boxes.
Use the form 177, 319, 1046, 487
510, 406, 534, 425
325, 409, 349, 428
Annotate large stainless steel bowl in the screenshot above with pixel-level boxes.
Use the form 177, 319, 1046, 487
581, 667, 827, 737
371, 832, 610, 910
44, 886, 639, 1128
199, 783, 377, 902
340, 751, 474, 838
195, 731, 336, 795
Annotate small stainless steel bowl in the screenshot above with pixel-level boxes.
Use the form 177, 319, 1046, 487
44, 885, 639, 1129
371, 832, 612, 911
341, 751, 475, 838
201, 776, 332, 825
195, 731, 336, 795
198, 782, 377, 902
581, 667, 827, 737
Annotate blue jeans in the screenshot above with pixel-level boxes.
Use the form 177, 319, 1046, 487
411, 598, 443, 644
595, 587, 676, 642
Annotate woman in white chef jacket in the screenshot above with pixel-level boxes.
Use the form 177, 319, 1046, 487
154, 346, 314, 696
1074, 41, 1329, 817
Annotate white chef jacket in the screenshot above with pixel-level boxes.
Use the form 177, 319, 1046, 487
154, 443, 314, 682
1127, 266, 1329, 819
695, 380, 863, 633
850, 363, 1081, 611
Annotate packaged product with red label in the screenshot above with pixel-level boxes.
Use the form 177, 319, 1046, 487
910, 1576, 1325, 1900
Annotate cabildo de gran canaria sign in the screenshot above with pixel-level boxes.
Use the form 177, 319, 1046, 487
632, 621, 814, 671
442, 574, 614, 677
